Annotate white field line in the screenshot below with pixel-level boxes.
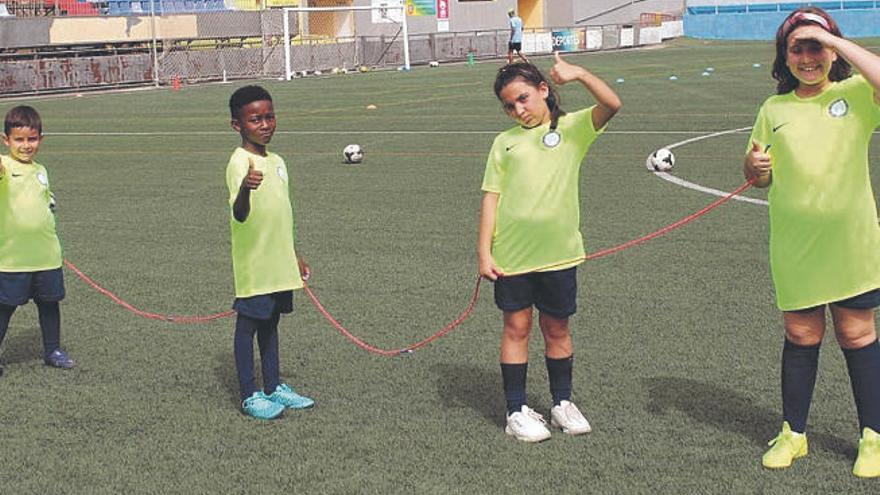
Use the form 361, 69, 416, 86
653, 126, 769, 206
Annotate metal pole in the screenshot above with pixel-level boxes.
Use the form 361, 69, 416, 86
401, 4, 410, 70
283, 8, 292, 81
151, 0, 159, 87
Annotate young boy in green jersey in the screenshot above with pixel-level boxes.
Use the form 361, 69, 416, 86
226, 85, 314, 420
744, 7, 880, 477
478, 54, 621, 442
0, 105, 75, 376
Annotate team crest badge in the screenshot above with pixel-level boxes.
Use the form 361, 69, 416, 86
36, 173, 48, 186
828, 98, 849, 118
276, 165, 287, 180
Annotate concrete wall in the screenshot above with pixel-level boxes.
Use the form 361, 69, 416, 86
685, 8, 880, 39
574, 0, 683, 25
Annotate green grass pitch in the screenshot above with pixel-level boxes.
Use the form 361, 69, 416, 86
0, 38, 879, 493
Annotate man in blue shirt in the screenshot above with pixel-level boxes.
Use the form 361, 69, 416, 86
507, 8, 528, 64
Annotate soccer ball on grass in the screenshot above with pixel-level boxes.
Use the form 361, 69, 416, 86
646, 148, 675, 172
343, 144, 364, 164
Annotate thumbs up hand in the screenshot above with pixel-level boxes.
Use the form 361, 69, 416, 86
241, 157, 264, 190
549, 51, 586, 85
744, 140, 772, 184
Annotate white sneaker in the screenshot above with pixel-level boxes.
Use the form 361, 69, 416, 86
550, 400, 592, 435
505, 405, 551, 442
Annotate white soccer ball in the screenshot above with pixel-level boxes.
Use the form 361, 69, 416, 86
646, 148, 675, 172
343, 144, 364, 164
429, 61, 440, 68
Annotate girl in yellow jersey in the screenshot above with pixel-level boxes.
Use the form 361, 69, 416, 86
478, 53, 621, 442
744, 7, 880, 477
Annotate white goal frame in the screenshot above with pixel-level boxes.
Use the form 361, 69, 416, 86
282, 4, 411, 81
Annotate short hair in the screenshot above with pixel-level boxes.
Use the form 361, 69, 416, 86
4, 105, 42, 135
772, 7, 850, 94
229, 85, 273, 119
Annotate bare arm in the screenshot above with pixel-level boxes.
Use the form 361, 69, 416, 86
549, 52, 622, 130
792, 26, 880, 103
232, 158, 263, 222
478, 192, 503, 280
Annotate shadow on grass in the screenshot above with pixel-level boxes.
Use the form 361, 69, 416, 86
214, 350, 242, 406
1, 326, 43, 365
433, 362, 547, 428
645, 376, 855, 459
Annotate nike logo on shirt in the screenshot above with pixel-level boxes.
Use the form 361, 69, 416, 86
772, 122, 789, 133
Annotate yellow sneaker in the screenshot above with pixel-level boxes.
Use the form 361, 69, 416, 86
762, 421, 808, 469
853, 427, 880, 478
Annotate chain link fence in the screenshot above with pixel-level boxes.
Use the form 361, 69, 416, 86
0, 9, 674, 95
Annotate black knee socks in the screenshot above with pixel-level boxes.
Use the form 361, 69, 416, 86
501, 362, 527, 415
781, 339, 820, 433
843, 339, 880, 433
546, 355, 573, 406
36, 301, 61, 355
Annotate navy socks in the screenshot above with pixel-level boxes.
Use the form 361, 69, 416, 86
0, 304, 14, 349
843, 339, 880, 432
501, 362, 527, 415
781, 339, 820, 433
546, 355, 573, 406
36, 301, 61, 355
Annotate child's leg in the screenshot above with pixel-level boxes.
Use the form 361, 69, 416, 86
234, 313, 261, 401
539, 312, 573, 405
781, 308, 826, 432
501, 308, 532, 414
256, 310, 281, 395
35, 300, 60, 355
831, 306, 880, 432
0, 303, 15, 349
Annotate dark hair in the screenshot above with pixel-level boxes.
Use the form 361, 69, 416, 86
229, 85, 273, 119
494, 62, 566, 128
4, 105, 42, 135
772, 7, 851, 94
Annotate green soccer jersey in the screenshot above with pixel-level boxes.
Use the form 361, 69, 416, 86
482, 107, 602, 275
0, 155, 62, 272
226, 147, 302, 298
748, 75, 880, 310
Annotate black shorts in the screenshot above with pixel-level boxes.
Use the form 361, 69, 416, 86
508, 42, 522, 52
0, 268, 65, 306
790, 289, 880, 313
233, 290, 294, 320
493, 266, 577, 319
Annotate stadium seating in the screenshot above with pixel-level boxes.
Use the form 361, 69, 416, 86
102, 0, 225, 14
687, 1, 880, 15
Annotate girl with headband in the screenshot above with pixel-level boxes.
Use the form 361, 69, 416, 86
744, 6, 880, 477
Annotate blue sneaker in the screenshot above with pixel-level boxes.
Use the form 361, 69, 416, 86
266, 384, 315, 409
44, 349, 76, 369
241, 391, 284, 420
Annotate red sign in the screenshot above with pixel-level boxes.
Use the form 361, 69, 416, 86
437, 0, 448, 19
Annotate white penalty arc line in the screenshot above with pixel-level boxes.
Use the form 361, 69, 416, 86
653, 126, 769, 206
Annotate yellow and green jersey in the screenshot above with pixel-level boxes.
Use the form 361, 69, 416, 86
482, 107, 603, 275
226, 147, 302, 298
0, 155, 62, 272
748, 75, 880, 310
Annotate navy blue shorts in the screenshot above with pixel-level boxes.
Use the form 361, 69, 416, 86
508, 42, 522, 52
791, 289, 880, 313
233, 290, 294, 320
0, 268, 65, 306
493, 267, 577, 319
